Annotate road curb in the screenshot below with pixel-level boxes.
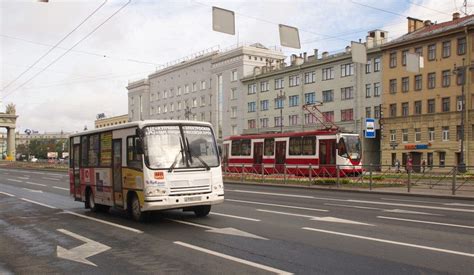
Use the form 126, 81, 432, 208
0, 166, 67, 174
224, 181, 474, 201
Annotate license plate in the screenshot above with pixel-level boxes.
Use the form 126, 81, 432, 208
184, 196, 201, 202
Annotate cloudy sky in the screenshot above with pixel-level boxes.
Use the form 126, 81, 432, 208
0, 0, 468, 134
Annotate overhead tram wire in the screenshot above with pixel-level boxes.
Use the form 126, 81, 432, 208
2, 0, 132, 100
1, 0, 108, 92
407, 0, 451, 15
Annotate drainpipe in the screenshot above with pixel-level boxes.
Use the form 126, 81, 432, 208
465, 26, 471, 166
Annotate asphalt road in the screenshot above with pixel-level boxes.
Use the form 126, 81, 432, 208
1, 167, 473, 274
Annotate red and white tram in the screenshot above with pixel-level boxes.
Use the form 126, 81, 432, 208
222, 130, 362, 176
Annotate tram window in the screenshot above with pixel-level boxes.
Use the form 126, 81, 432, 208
127, 136, 143, 170
264, 138, 274, 156
241, 139, 251, 156
99, 132, 112, 167
88, 134, 100, 166
289, 137, 302, 155
302, 136, 316, 155
231, 140, 241, 156
81, 136, 89, 167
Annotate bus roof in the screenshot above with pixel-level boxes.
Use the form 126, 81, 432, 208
223, 129, 350, 141
69, 120, 214, 138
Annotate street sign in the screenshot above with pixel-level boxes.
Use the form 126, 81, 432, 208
365, 118, 375, 138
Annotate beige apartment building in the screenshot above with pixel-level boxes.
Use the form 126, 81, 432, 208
95, 114, 129, 129
381, 13, 474, 169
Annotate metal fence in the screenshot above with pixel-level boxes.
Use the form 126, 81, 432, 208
222, 163, 474, 197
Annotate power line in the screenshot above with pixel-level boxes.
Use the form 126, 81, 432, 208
1, 0, 107, 92
408, 0, 451, 15
350, 0, 408, 18
3, 0, 132, 100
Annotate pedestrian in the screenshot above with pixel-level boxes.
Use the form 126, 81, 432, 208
421, 158, 426, 173
395, 159, 401, 173
406, 156, 413, 174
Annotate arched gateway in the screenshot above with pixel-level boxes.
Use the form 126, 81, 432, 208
1, 104, 18, 160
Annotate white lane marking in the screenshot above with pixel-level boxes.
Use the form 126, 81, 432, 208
61, 211, 143, 234
324, 203, 381, 210
302, 227, 474, 258
42, 177, 61, 181
7, 179, 22, 182
380, 198, 441, 204
226, 199, 328, 212
22, 188, 43, 193
174, 241, 293, 275
169, 219, 267, 240
26, 181, 46, 187
18, 177, 30, 180
346, 199, 474, 213
21, 198, 57, 209
53, 186, 69, 191
0, 191, 15, 197
210, 212, 260, 222
444, 203, 474, 207
226, 189, 314, 199
57, 228, 111, 267
257, 209, 373, 226
377, 216, 474, 229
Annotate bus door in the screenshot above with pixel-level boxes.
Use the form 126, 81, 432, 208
72, 144, 81, 200
253, 142, 263, 172
319, 139, 336, 175
275, 141, 286, 173
112, 139, 124, 207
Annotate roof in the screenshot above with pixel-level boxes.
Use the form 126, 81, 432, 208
386, 15, 474, 47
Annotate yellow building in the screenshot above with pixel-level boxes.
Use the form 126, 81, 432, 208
95, 114, 129, 129
381, 13, 474, 170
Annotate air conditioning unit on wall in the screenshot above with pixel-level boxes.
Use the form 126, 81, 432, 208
457, 101, 463, 111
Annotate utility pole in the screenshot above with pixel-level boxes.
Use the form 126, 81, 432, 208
276, 89, 286, 133
24, 129, 32, 161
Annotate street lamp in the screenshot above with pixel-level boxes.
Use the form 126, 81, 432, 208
276, 90, 286, 133
453, 58, 466, 173
24, 129, 32, 161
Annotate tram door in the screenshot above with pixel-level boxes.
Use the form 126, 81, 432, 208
253, 142, 263, 172
275, 141, 286, 173
319, 139, 336, 165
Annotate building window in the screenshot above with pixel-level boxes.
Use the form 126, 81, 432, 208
322, 90, 334, 102
200, 96, 205, 106
442, 41, 451, 58
390, 103, 397, 117
402, 129, 408, 143
428, 44, 436, 61
304, 71, 316, 84
275, 97, 284, 109
289, 75, 300, 87
427, 99, 435, 113
304, 92, 315, 104
415, 128, 421, 142
248, 119, 256, 129
274, 116, 283, 127
457, 96, 464, 111
289, 115, 298, 126
248, 84, 257, 94
428, 72, 436, 89
389, 52, 397, 68
248, 102, 256, 112
304, 113, 317, 125
428, 127, 435, 141
390, 130, 396, 142
231, 70, 238, 81
456, 125, 462, 141
163, 90, 168, 98
341, 86, 354, 100
442, 70, 451, 87
374, 105, 380, 119
323, 111, 334, 122
439, 152, 446, 167
177, 86, 182, 96
402, 50, 408, 66
402, 77, 409, 92
275, 78, 284, 89
365, 107, 371, 118
414, 100, 422, 115
456, 68, 465, 85
260, 100, 269, 111
442, 126, 449, 141
442, 97, 450, 112
192, 98, 197, 107
341, 109, 353, 121
414, 74, 422, 91
365, 84, 371, 98
231, 106, 237, 118
289, 95, 299, 107
260, 81, 269, 92
231, 88, 237, 99
374, 82, 381, 97
457, 37, 466, 55
365, 60, 372, 74
201, 80, 206, 90
192, 82, 197, 92
260, 118, 269, 128
415, 47, 423, 56
402, 102, 409, 116
374, 57, 381, 72
389, 79, 397, 94
341, 63, 354, 77
185, 85, 190, 94
322, 67, 334, 80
